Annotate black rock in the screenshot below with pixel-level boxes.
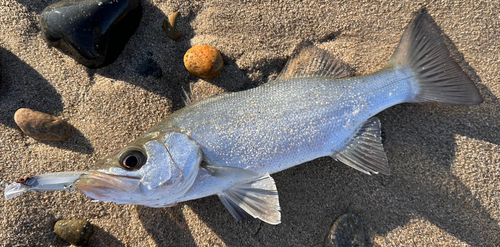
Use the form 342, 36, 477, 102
40, 0, 142, 68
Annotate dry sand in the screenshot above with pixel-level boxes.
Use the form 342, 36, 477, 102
1, 0, 499, 246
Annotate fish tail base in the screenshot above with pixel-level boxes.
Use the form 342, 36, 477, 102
386, 8, 483, 106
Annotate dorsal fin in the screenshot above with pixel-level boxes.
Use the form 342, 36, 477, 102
274, 46, 354, 82
332, 117, 390, 175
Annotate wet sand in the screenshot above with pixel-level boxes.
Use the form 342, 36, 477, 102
1, 0, 499, 246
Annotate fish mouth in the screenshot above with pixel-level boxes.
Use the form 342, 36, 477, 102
74, 171, 142, 202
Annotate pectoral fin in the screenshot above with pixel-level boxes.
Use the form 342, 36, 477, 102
333, 117, 390, 175
205, 165, 281, 225
218, 173, 281, 225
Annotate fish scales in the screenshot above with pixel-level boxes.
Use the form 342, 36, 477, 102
164, 67, 416, 175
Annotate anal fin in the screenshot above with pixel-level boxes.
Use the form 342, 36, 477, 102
333, 117, 390, 175
215, 172, 281, 225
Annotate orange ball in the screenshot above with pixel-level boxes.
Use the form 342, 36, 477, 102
183, 45, 223, 78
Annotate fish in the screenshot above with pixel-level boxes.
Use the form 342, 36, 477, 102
1, 9, 483, 225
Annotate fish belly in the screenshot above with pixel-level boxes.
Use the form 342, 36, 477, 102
168, 66, 418, 175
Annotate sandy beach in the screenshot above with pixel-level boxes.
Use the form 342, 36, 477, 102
1, 0, 499, 246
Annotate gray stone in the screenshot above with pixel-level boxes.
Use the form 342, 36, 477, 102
54, 219, 93, 246
324, 213, 366, 247
14, 108, 71, 141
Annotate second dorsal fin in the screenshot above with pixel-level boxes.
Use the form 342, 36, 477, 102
274, 46, 354, 82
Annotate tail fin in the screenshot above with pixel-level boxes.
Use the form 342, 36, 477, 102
386, 8, 483, 105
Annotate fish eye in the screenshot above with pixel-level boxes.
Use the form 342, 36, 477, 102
16, 177, 35, 185
119, 149, 147, 170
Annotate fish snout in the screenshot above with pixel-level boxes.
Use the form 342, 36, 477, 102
73, 171, 141, 203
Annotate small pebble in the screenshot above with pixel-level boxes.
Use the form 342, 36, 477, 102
162, 11, 183, 41
324, 213, 366, 247
184, 45, 224, 78
137, 57, 162, 78
14, 108, 71, 141
54, 220, 93, 246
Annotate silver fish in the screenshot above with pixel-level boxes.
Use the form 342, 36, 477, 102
2, 9, 482, 225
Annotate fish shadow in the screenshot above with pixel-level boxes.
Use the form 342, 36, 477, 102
94, 6, 500, 246
87, 225, 126, 247
150, 34, 499, 246
371, 100, 500, 245
364, 31, 500, 243
363, 40, 500, 242
177, 96, 500, 246
136, 205, 197, 247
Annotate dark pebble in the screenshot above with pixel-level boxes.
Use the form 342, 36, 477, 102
162, 11, 183, 41
54, 219, 93, 246
14, 108, 71, 142
136, 57, 162, 78
324, 213, 366, 247
40, 0, 142, 68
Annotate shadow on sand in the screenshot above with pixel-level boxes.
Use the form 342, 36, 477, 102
135, 14, 499, 246
0, 47, 94, 154
7, 1, 495, 245
149, 81, 500, 247
94, 1, 255, 113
